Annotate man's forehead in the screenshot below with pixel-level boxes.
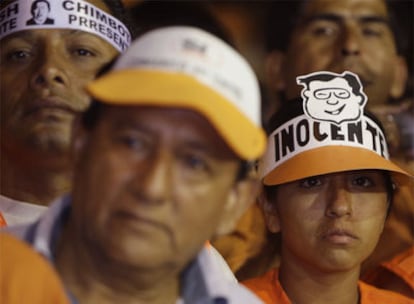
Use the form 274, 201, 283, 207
3, 29, 104, 41
300, 0, 390, 20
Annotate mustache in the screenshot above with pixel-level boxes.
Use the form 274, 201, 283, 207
23, 94, 89, 117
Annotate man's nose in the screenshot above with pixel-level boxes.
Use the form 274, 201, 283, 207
133, 152, 173, 205
30, 49, 69, 91
339, 23, 362, 57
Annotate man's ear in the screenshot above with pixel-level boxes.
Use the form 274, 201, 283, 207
265, 50, 286, 93
214, 176, 261, 237
390, 55, 408, 99
258, 189, 281, 233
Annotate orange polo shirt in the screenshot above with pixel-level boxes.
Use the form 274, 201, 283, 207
242, 268, 414, 304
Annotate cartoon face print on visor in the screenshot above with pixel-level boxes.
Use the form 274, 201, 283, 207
297, 71, 367, 124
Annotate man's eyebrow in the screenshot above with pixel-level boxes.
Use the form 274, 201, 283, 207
301, 13, 390, 26
358, 15, 390, 26
302, 13, 344, 25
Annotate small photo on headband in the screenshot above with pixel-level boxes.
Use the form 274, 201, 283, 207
26, 0, 54, 26
0, 0, 132, 52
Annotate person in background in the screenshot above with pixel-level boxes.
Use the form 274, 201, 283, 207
237, 1, 414, 295
5, 26, 266, 304
243, 70, 413, 304
0, 0, 133, 226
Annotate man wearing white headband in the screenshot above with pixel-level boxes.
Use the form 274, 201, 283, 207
0, 0, 132, 226
5, 26, 266, 303
243, 71, 413, 303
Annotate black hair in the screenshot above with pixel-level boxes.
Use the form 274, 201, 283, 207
102, 0, 136, 38
30, 0, 50, 14
129, 0, 234, 47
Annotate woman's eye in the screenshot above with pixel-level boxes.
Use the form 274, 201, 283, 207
352, 176, 374, 188
299, 177, 322, 188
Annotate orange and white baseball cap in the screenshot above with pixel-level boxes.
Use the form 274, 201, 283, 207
260, 71, 412, 186
86, 26, 266, 160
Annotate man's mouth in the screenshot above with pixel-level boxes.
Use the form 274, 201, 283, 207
24, 97, 78, 117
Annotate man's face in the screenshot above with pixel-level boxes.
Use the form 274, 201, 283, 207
280, 0, 405, 106
33, 2, 49, 24
0, 0, 118, 160
266, 170, 388, 272
71, 107, 244, 271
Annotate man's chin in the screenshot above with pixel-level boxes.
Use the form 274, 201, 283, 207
24, 129, 72, 155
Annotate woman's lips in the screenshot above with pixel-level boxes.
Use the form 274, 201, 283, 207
322, 228, 358, 245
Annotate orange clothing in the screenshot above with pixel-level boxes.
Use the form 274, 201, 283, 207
362, 179, 414, 275
242, 268, 414, 304
363, 246, 414, 298
0, 212, 6, 227
0, 233, 69, 304
212, 202, 268, 272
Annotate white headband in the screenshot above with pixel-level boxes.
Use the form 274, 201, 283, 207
0, 0, 131, 52
260, 114, 389, 179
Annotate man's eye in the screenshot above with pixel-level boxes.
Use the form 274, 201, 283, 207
118, 134, 147, 152
184, 155, 207, 170
311, 25, 337, 37
73, 48, 95, 57
362, 27, 383, 37
7, 50, 32, 61
299, 177, 322, 188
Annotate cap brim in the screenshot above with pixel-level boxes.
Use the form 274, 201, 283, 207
263, 146, 412, 186
86, 69, 266, 160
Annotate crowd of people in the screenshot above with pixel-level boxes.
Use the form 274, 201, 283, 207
0, 0, 412, 303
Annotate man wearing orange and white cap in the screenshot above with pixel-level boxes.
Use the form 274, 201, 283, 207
243, 71, 413, 304
6, 26, 266, 303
